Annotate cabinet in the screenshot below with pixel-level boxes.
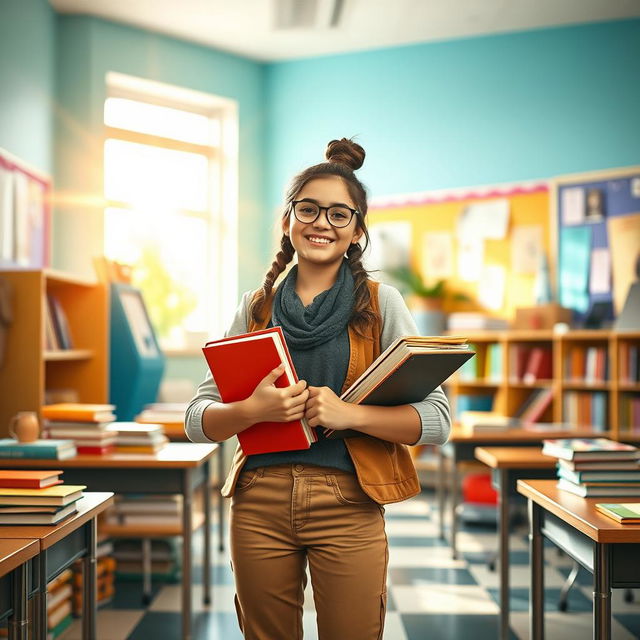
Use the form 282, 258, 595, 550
0, 269, 108, 436
448, 329, 640, 439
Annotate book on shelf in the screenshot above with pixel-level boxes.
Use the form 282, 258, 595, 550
542, 438, 640, 462
326, 336, 474, 439
42, 403, 116, 423
202, 327, 316, 455
0, 484, 85, 507
595, 503, 640, 524
557, 477, 640, 498
47, 294, 74, 350
518, 387, 554, 425
0, 439, 76, 460
0, 501, 78, 525
522, 347, 553, 383
0, 470, 62, 489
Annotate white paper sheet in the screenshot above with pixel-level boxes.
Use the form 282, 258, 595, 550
457, 198, 510, 240
511, 225, 543, 274
422, 231, 454, 279
561, 187, 585, 226
478, 265, 506, 311
457, 237, 484, 282
589, 248, 611, 295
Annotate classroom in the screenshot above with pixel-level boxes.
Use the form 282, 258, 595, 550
1, 1, 640, 638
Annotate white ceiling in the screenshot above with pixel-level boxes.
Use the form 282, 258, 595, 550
49, 0, 640, 62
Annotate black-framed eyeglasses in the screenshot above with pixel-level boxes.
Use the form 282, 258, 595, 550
291, 200, 359, 229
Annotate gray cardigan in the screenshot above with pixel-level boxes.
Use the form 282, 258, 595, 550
185, 283, 452, 446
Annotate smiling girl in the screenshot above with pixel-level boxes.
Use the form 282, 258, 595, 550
186, 137, 451, 640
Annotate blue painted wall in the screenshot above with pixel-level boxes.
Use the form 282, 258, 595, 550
265, 19, 640, 214
0, 0, 55, 172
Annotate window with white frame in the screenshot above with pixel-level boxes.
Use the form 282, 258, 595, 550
103, 73, 238, 349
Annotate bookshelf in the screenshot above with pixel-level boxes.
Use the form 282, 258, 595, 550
0, 268, 108, 436
448, 329, 640, 438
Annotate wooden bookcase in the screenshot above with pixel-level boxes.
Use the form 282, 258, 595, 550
448, 329, 640, 440
0, 268, 108, 436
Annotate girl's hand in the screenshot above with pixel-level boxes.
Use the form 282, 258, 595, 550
245, 364, 309, 424
305, 386, 357, 430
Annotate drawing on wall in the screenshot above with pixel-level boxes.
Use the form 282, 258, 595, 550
457, 198, 510, 240
589, 248, 611, 295
422, 231, 453, 279
561, 187, 585, 226
585, 188, 606, 223
478, 265, 505, 310
457, 237, 483, 282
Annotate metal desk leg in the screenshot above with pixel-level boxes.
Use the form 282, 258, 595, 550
182, 468, 194, 640
450, 458, 459, 559
142, 538, 152, 605
218, 441, 225, 552
82, 518, 97, 640
438, 447, 446, 540
529, 499, 544, 640
203, 458, 212, 606
593, 543, 611, 640
36, 550, 47, 640
8, 563, 28, 640
498, 469, 510, 640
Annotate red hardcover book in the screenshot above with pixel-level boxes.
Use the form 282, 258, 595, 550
0, 470, 63, 489
202, 327, 316, 456
523, 347, 553, 383
76, 445, 115, 456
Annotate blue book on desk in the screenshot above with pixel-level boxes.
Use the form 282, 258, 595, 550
0, 439, 76, 460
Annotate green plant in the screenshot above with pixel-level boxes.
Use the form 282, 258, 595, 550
387, 266, 468, 301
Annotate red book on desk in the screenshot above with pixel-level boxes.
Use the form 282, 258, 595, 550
202, 327, 316, 456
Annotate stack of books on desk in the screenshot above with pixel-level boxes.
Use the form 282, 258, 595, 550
136, 402, 187, 424
105, 494, 182, 528
542, 438, 640, 497
46, 569, 74, 639
0, 438, 76, 460
42, 403, 117, 455
0, 471, 85, 525
105, 422, 168, 454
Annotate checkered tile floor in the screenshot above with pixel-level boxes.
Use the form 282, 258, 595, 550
65, 491, 640, 639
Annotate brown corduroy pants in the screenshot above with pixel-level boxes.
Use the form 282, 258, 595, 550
230, 463, 389, 640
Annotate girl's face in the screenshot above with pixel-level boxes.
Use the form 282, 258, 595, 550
284, 176, 363, 269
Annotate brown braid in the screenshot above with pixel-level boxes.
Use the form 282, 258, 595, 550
347, 242, 379, 339
249, 233, 295, 324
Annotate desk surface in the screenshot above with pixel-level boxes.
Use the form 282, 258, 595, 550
0, 492, 113, 549
0, 443, 217, 469
450, 427, 614, 443
475, 447, 557, 469
517, 479, 640, 543
0, 539, 39, 577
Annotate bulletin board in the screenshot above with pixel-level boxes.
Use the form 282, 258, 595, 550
552, 166, 640, 321
0, 147, 51, 268
366, 181, 551, 320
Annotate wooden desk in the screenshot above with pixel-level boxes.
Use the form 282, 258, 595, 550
0, 492, 113, 640
439, 427, 609, 559
474, 447, 557, 640
0, 442, 221, 640
517, 479, 640, 640
0, 539, 39, 640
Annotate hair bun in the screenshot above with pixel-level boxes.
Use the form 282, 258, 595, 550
325, 138, 365, 171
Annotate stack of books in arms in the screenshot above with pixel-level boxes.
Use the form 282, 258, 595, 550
203, 327, 316, 455
105, 494, 182, 528
542, 438, 640, 497
105, 422, 168, 454
0, 471, 85, 525
42, 403, 117, 455
46, 569, 74, 639
326, 335, 474, 439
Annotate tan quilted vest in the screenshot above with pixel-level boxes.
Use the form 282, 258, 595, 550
220, 279, 421, 504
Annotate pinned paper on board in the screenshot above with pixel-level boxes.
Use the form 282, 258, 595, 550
364, 221, 411, 274
457, 198, 510, 240
608, 213, 640, 314
559, 226, 591, 313
422, 232, 454, 279
457, 237, 483, 282
511, 225, 543, 274
561, 187, 586, 226
589, 248, 611, 295
478, 265, 505, 311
